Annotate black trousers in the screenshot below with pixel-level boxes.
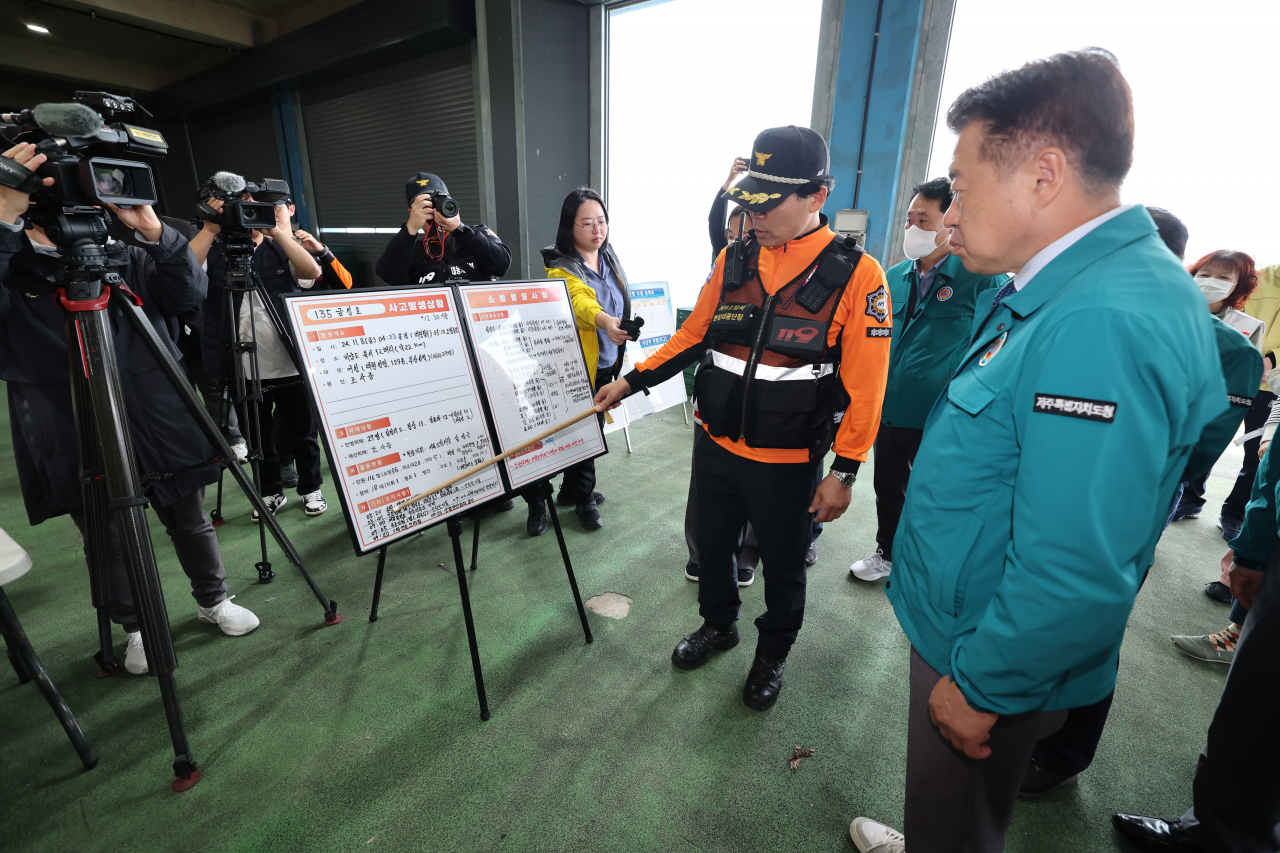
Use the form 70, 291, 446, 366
1183, 547, 1280, 852
257, 379, 322, 496
873, 424, 924, 561
1223, 391, 1276, 523
556, 374, 608, 507
693, 434, 819, 657
1031, 689, 1114, 776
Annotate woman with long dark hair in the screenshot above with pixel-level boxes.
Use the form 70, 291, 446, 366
528, 188, 632, 533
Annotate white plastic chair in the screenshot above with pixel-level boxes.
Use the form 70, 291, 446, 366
0, 527, 98, 770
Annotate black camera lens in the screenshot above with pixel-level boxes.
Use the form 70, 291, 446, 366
437, 197, 459, 218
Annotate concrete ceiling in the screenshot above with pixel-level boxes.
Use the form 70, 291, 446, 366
0, 0, 368, 108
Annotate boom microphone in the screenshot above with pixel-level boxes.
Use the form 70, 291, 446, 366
31, 103, 103, 138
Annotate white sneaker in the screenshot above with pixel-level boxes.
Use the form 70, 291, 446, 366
850, 817, 905, 853
850, 551, 892, 581
197, 595, 260, 636
125, 630, 148, 675
230, 440, 248, 463
302, 490, 327, 517
251, 493, 287, 523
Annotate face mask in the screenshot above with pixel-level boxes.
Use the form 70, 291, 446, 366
1194, 274, 1235, 304
903, 224, 947, 261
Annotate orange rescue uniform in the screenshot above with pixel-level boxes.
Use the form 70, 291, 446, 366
626, 223, 891, 467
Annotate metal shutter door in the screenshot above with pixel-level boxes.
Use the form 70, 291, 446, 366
187, 103, 285, 192
300, 46, 479, 286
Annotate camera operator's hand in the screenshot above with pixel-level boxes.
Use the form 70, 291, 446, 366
595, 312, 629, 346
0, 142, 55, 224
722, 156, 749, 192
407, 195, 433, 233
293, 229, 325, 253
264, 202, 295, 240
200, 198, 224, 236
106, 203, 164, 243
433, 204, 462, 233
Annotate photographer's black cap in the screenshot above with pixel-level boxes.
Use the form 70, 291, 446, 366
722, 126, 831, 213
406, 172, 448, 204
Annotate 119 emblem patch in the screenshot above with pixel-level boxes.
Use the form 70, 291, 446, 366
865, 284, 889, 323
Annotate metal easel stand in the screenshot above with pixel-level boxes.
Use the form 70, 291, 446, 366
366, 483, 592, 721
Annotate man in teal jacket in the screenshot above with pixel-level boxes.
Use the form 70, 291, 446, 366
850, 177, 1007, 583
848, 49, 1225, 853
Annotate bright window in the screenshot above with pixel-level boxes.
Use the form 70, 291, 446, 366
607, 0, 824, 310
927, 0, 1280, 266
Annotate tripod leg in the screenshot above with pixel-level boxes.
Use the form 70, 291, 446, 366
68, 348, 120, 676
0, 590, 98, 770
448, 518, 490, 721
546, 501, 593, 644
75, 308, 198, 789
470, 515, 481, 572
369, 546, 388, 623
111, 289, 339, 624
210, 467, 226, 527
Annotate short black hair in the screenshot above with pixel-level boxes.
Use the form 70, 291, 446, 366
555, 187, 609, 257
910, 177, 953, 213
795, 173, 835, 199
1146, 206, 1189, 260
946, 47, 1133, 192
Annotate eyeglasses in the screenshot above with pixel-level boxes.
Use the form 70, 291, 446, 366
575, 218, 608, 232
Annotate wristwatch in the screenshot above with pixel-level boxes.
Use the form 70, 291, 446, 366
828, 469, 855, 488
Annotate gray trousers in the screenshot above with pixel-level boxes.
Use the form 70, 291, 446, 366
904, 648, 1067, 853
1181, 546, 1280, 852
73, 486, 228, 633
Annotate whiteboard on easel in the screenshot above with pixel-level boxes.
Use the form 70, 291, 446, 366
282, 287, 506, 555
457, 279, 607, 489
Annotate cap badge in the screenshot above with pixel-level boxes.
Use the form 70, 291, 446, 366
754, 151, 772, 166
415, 179, 429, 185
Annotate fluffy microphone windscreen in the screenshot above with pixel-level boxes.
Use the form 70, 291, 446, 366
32, 103, 103, 138
211, 171, 246, 194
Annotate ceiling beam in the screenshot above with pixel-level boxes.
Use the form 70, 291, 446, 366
0, 34, 172, 91
47, 0, 274, 50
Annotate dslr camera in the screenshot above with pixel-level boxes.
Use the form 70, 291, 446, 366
0, 91, 166, 208
197, 173, 290, 233
427, 190, 459, 219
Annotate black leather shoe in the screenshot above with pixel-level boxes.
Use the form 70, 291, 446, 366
671, 623, 739, 670
1111, 814, 1205, 851
742, 653, 786, 711
476, 497, 515, 519
559, 491, 605, 507
576, 501, 603, 531
526, 500, 548, 537
1018, 758, 1078, 797
1204, 581, 1232, 605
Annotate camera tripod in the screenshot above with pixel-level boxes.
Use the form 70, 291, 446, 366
207, 233, 338, 612
39, 205, 340, 788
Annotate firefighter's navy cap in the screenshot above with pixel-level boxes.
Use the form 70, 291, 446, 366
406, 172, 448, 204
723, 126, 831, 213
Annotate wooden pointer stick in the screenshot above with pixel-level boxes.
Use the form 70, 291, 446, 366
391, 405, 603, 513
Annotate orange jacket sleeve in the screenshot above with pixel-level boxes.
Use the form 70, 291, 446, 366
623, 252, 726, 389
829, 254, 891, 469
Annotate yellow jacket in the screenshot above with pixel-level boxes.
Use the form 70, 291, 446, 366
540, 245, 631, 386
1244, 263, 1280, 389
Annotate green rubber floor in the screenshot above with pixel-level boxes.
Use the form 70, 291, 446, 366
0, 399, 1237, 853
